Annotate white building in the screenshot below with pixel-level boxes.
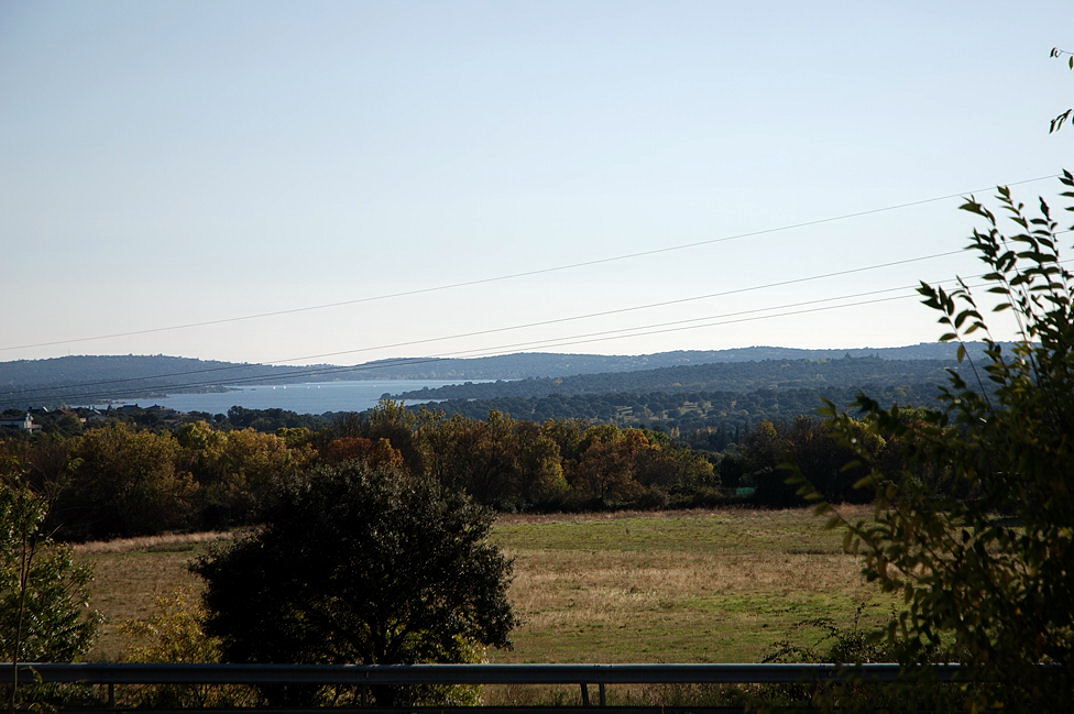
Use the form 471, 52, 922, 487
0, 413, 41, 432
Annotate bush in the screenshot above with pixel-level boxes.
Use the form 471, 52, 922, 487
193, 461, 516, 706
120, 590, 253, 709
0, 485, 99, 662
757, 607, 959, 711
0, 485, 99, 710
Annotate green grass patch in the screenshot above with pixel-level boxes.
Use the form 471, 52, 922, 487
79, 507, 892, 664
493, 510, 846, 556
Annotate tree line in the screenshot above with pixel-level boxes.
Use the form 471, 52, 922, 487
0, 400, 908, 541
394, 356, 972, 400
421, 383, 946, 447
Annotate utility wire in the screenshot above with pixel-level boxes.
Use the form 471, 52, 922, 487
1, 174, 1056, 353
9, 230, 1067, 404
10, 291, 923, 405
438, 285, 924, 353
15, 277, 990, 406
443, 295, 918, 357
0, 248, 966, 398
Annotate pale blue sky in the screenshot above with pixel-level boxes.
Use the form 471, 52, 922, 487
2, 1, 1070, 364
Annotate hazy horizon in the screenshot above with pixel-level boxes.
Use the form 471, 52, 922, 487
2, 340, 977, 370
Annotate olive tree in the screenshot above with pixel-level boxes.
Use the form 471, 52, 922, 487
192, 461, 516, 706
807, 172, 1074, 707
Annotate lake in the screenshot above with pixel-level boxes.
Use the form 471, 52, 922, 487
79, 379, 481, 415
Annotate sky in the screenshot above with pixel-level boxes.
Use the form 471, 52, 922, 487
2, 1, 1071, 366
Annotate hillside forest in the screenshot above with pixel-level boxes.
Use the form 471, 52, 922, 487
0, 345, 987, 409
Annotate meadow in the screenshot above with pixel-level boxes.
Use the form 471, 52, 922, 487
76, 507, 890, 664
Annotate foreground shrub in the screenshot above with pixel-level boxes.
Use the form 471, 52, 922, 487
193, 460, 516, 706
120, 589, 255, 709
807, 175, 1074, 706
0, 485, 100, 710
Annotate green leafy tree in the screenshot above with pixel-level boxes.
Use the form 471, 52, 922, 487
808, 172, 1074, 707
514, 420, 570, 505
416, 411, 567, 510
569, 425, 650, 506
749, 417, 882, 507
0, 485, 99, 700
192, 461, 516, 706
632, 428, 718, 505
182, 425, 315, 529
364, 399, 423, 473
60, 424, 196, 540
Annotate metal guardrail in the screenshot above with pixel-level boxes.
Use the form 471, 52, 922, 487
0, 662, 962, 686
1, 661, 968, 709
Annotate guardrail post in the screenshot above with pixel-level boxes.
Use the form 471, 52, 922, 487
598, 682, 606, 706
579, 682, 590, 706
107, 682, 115, 708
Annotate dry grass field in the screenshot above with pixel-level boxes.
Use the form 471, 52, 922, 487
494, 507, 889, 663
75, 507, 891, 664
74, 533, 232, 660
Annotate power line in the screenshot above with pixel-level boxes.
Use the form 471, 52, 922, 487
11, 291, 920, 405
12, 279, 977, 406
437, 285, 923, 353
0, 248, 966, 398
457, 295, 922, 356
1, 174, 1056, 353
354, 265, 1051, 362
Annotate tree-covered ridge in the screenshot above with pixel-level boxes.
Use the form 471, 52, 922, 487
0, 355, 320, 408
395, 356, 970, 401
0, 343, 996, 408
316, 342, 989, 379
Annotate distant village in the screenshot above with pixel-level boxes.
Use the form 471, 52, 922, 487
0, 405, 177, 434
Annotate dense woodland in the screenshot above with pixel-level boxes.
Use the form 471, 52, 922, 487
396, 356, 968, 400
0, 352, 967, 542
0, 400, 893, 541
422, 384, 944, 448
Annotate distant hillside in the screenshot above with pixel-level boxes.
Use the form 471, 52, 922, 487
0, 343, 996, 409
0, 355, 315, 409
392, 357, 981, 446
350, 342, 989, 380
393, 356, 971, 401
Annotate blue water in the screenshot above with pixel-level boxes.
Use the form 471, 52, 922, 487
78, 379, 480, 415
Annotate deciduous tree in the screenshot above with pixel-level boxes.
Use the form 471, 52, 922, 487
807, 173, 1074, 706
193, 461, 515, 706
0, 485, 99, 664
